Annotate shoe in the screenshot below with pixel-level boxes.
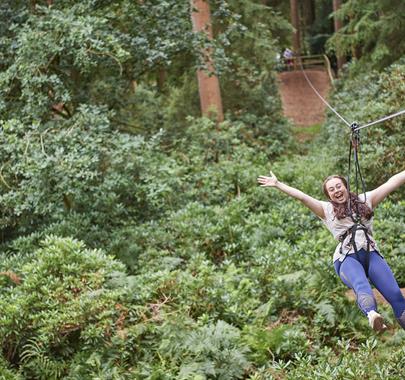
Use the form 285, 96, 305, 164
367, 310, 387, 332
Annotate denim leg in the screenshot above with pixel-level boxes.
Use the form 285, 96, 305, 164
367, 252, 405, 330
335, 255, 377, 315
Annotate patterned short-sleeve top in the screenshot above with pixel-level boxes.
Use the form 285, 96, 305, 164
320, 192, 378, 262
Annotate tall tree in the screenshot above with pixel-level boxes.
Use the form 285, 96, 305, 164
302, 0, 315, 26
190, 0, 224, 122
332, 0, 346, 73
328, 0, 405, 70
290, 0, 301, 56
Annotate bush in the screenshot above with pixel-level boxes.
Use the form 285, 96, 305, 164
0, 236, 128, 379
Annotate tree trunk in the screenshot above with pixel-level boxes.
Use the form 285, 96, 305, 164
157, 67, 166, 92
190, 0, 224, 123
290, 0, 301, 57
333, 0, 346, 73
346, 9, 362, 60
303, 0, 315, 26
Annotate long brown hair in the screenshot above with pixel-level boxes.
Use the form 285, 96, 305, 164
323, 175, 373, 220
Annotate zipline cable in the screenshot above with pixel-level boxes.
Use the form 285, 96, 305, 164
298, 58, 405, 131
295, 55, 404, 252
348, 110, 404, 205
295, 56, 404, 207
354, 109, 405, 131
298, 58, 351, 128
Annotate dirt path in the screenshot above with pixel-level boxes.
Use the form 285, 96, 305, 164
277, 69, 331, 127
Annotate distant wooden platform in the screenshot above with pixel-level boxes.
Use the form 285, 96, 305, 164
346, 288, 405, 305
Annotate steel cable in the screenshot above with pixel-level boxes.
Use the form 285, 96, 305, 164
298, 59, 351, 128
354, 109, 405, 131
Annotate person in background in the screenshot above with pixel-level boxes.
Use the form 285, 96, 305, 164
283, 48, 294, 70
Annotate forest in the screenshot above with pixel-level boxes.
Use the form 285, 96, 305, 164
0, 0, 404, 379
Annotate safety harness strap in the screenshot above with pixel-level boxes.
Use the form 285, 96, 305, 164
339, 223, 373, 277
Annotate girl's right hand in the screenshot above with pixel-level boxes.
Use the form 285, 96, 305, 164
257, 171, 278, 187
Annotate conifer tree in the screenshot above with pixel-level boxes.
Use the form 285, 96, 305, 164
332, 0, 346, 73
328, 0, 405, 69
290, 0, 301, 56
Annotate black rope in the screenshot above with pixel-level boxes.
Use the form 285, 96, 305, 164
347, 123, 367, 223
346, 123, 372, 277
347, 135, 354, 220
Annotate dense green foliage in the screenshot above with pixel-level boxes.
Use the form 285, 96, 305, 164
328, 0, 405, 70
0, 0, 404, 379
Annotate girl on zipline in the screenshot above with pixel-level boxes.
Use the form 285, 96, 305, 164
257, 170, 405, 332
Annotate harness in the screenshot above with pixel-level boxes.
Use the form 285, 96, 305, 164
340, 123, 374, 277
339, 222, 373, 277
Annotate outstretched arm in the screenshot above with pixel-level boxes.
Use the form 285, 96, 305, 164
257, 171, 325, 219
369, 170, 405, 208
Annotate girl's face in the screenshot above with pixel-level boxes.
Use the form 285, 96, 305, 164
325, 177, 348, 203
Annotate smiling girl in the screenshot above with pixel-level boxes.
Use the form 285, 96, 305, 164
257, 170, 405, 332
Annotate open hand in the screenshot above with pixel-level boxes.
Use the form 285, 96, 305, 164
257, 171, 278, 187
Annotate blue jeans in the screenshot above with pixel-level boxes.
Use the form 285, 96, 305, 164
334, 249, 405, 329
